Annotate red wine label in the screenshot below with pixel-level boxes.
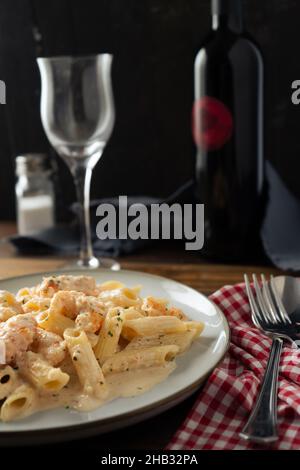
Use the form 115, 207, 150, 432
192, 97, 233, 151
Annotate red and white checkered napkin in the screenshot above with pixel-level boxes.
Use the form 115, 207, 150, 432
167, 283, 300, 450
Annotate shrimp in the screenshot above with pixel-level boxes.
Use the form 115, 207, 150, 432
37, 275, 97, 298
32, 328, 67, 366
0, 314, 36, 364
49, 291, 104, 332
141, 296, 187, 320
74, 295, 105, 333
49, 291, 79, 319
75, 311, 103, 334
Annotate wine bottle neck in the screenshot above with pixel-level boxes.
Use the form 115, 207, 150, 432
211, 0, 244, 34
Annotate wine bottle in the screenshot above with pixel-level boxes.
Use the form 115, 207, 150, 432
193, 0, 264, 261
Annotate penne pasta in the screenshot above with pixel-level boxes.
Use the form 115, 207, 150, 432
121, 316, 187, 341
123, 307, 145, 320
98, 281, 125, 291
37, 310, 75, 336
16, 287, 31, 300
125, 329, 202, 354
86, 332, 99, 348
102, 345, 179, 375
22, 297, 51, 314
98, 287, 141, 308
0, 384, 36, 422
22, 351, 69, 392
0, 365, 18, 400
185, 321, 205, 338
0, 290, 23, 312
0, 291, 24, 322
94, 308, 125, 364
131, 285, 142, 295
64, 328, 107, 399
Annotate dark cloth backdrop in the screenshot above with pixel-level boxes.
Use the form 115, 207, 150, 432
0, 0, 298, 221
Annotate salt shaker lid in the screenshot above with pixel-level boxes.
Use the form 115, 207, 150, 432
16, 153, 51, 176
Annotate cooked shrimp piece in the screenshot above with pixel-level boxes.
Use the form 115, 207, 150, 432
74, 295, 105, 333
75, 311, 103, 334
141, 296, 187, 320
0, 315, 36, 364
49, 291, 105, 329
37, 275, 97, 298
75, 295, 105, 315
49, 291, 79, 319
32, 328, 67, 366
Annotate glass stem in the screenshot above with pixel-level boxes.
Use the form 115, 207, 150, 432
72, 161, 95, 266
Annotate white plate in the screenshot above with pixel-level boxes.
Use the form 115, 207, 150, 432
0, 269, 230, 445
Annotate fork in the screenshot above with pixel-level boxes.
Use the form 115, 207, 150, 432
239, 274, 293, 444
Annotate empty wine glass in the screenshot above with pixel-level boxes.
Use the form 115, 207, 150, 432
37, 54, 120, 270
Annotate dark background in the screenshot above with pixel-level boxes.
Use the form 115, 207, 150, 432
0, 0, 298, 220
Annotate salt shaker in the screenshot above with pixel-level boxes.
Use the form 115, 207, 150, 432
15, 154, 55, 235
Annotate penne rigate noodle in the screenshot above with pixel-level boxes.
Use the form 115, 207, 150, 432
0, 291, 22, 311
22, 297, 51, 314
122, 316, 187, 341
86, 332, 99, 348
94, 307, 124, 365
94, 308, 125, 363
98, 281, 125, 291
99, 287, 141, 308
130, 285, 142, 295
37, 310, 75, 336
0, 365, 18, 400
16, 287, 31, 299
185, 321, 205, 338
22, 351, 69, 392
120, 287, 140, 304
64, 328, 107, 399
123, 307, 145, 320
126, 329, 201, 354
102, 345, 179, 375
1, 384, 36, 422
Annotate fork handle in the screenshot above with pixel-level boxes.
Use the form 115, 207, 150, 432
240, 336, 283, 444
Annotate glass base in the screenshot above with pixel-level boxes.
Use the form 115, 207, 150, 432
61, 256, 120, 271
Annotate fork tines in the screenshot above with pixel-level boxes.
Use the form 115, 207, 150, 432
244, 274, 291, 327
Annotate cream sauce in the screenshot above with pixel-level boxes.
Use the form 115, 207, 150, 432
33, 362, 176, 414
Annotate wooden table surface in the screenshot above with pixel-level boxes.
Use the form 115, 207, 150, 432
0, 222, 282, 449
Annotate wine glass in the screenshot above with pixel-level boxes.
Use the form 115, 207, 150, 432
37, 54, 120, 270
